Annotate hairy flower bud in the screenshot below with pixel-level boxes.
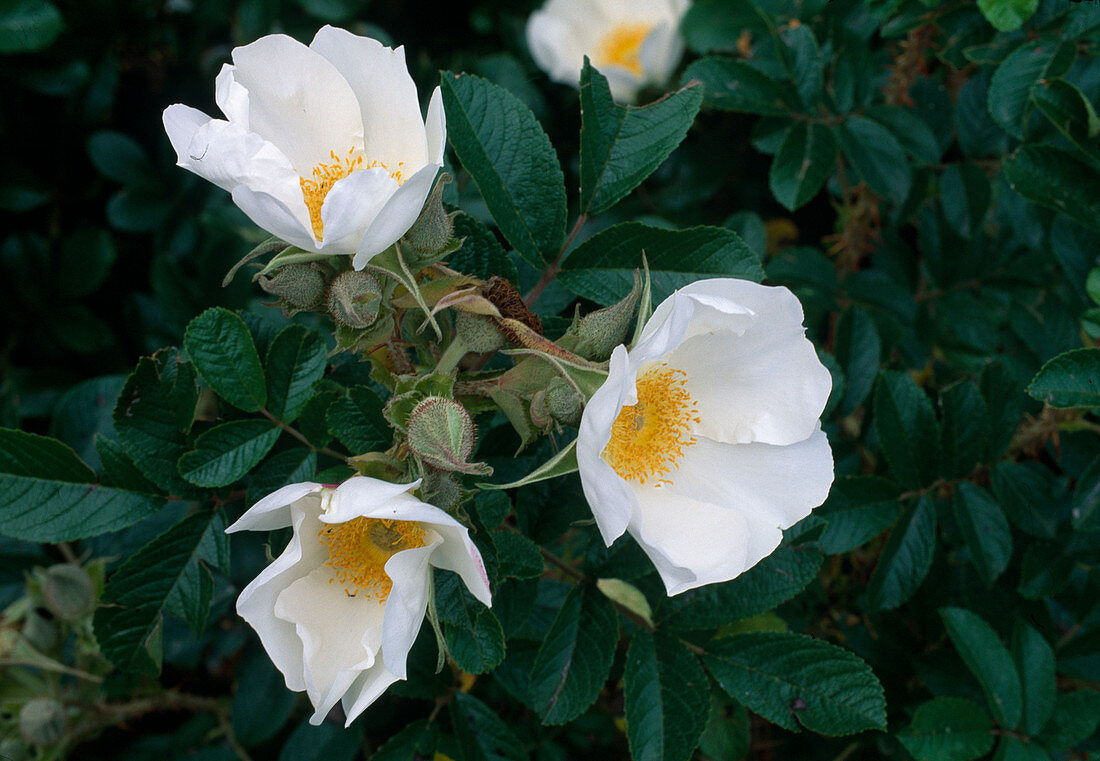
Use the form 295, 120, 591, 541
562, 270, 642, 360
406, 397, 490, 475
258, 264, 326, 309
404, 173, 454, 256
544, 378, 585, 427
454, 311, 506, 353
19, 698, 67, 746
43, 565, 95, 621
327, 270, 383, 329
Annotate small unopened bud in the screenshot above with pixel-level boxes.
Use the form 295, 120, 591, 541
406, 397, 490, 475
421, 470, 464, 512
545, 378, 584, 427
19, 698, 67, 746
404, 173, 454, 255
43, 565, 95, 621
529, 388, 552, 429
258, 264, 326, 309
327, 270, 383, 329
454, 311, 505, 353
564, 271, 643, 360
22, 608, 62, 653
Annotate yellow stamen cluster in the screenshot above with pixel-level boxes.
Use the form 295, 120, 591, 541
595, 22, 652, 77
318, 517, 426, 600
602, 365, 700, 486
299, 149, 407, 241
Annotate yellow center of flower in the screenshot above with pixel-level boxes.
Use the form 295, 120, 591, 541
595, 22, 652, 76
299, 149, 407, 241
319, 517, 426, 599
602, 365, 700, 486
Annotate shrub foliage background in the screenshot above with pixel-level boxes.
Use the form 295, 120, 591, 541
2, 0, 1100, 759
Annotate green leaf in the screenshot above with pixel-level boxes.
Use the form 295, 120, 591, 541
940, 163, 992, 239
978, 0, 1037, 31
96, 435, 164, 494
528, 585, 619, 725
899, 697, 995, 761
837, 116, 912, 204
704, 632, 887, 735
265, 325, 327, 423
953, 483, 1012, 586
113, 349, 200, 496
1037, 689, 1100, 752
177, 419, 281, 488
939, 383, 990, 480
480, 440, 577, 490
327, 385, 388, 454
865, 105, 943, 164
939, 607, 1023, 728
94, 511, 228, 675
450, 212, 520, 285
558, 223, 763, 306
87, 131, 153, 185
232, 647, 297, 747
866, 497, 937, 611
769, 121, 837, 211
451, 691, 529, 761
249, 448, 317, 501
659, 545, 823, 630
0, 428, 164, 542
815, 477, 901, 555
1003, 146, 1100, 232
445, 608, 506, 675
624, 631, 709, 761
579, 61, 702, 216
834, 307, 880, 416
184, 307, 267, 412
1027, 348, 1100, 407
370, 720, 438, 761
278, 719, 363, 761
440, 71, 566, 267
988, 40, 1077, 139
699, 695, 750, 761
1072, 454, 1100, 531
58, 228, 116, 298
873, 371, 940, 489
1032, 78, 1100, 155
0, 0, 63, 53
681, 56, 796, 115
783, 23, 825, 108
492, 531, 544, 580
1012, 623, 1055, 736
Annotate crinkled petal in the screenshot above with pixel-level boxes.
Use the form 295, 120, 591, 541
351, 161, 440, 270
316, 166, 397, 253
231, 184, 320, 253
214, 64, 250, 126
309, 26, 428, 171
230, 33, 364, 175
226, 482, 323, 533
379, 542, 438, 679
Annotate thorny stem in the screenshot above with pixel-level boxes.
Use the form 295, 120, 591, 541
524, 215, 588, 308
260, 408, 346, 460
69, 690, 226, 745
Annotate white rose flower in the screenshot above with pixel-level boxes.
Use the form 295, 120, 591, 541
576, 279, 834, 595
225, 477, 491, 725
163, 26, 445, 270
525, 0, 690, 103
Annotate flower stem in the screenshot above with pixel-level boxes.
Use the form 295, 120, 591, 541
524, 215, 587, 308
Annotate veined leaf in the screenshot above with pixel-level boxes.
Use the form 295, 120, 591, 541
940, 607, 1023, 728
899, 697, 994, 761
177, 419, 281, 488
681, 56, 797, 115
451, 691, 528, 761
953, 483, 1012, 586
184, 307, 267, 412
867, 497, 936, 610
1027, 347, 1100, 407
265, 324, 327, 423
769, 121, 837, 211
873, 371, 940, 489
624, 631, 709, 761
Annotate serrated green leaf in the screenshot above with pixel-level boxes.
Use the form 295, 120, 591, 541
769, 121, 837, 211
866, 105, 943, 164
681, 56, 796, 115
978, 0, 1037, 31
449, 212, 520, 285
940, 163, 992, 239
1033, 78, 1100, 153
1003, 146, 1100, 232
939, 607, 1023, 728
699, 694, 750, 761
451, 691, 529, 761
184, 307, 267, 412
1012, 623, 1055, 736
988, 40, 1076, 139
249, 448, 317, 502
953, 483, 1011, 587
0, 428, 165, 542
834, 307, 880, 416
624, 631, 708, 761
838, 116, 911, 204
1027, 347, 1100, 407
659, 545, 823, 630
704, 632, 887, 735
96, 435, 164, 494
492, 531, 543, 580
1037, 689, 1100, 752
265, 324, 327, 423
899, 697, 994, 761
783, 24, 824, 108
277, 719, 363, 761
528, 585, 619, 725
440, 71, 566, 267
445, 609, 506, 675
579, 60, 702, 216
369, 719, 438, 761
939, 382, 990, 480
873, 371, 940, 489
327, 385, 389, 454
0, 0, 63, 53
557, 223, 763, 306
94, 510, 228, 675
178, 419, 281, 488
866, 497, 936, 610
816, 477, 901, 555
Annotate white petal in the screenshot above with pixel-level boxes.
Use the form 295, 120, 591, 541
425, 86, 446, 166
321, 477, 424, 524
230, 33, 364, 176
665, 427, 835, 530
316, 166, 397, 253
577, 345, 640, 545
638, 21, 683, 85
351, 162, 440, 270
426, 524, 493, 607
604, 69, 644, 104
163, 104, 211, 170
214, 64, 250, 126
340, 665, 401, 726
526, 11, 589, 86
310, 26, 428, 171
226, 482, 323, 533
379, 542, 438, 679
231, 185, 321, 253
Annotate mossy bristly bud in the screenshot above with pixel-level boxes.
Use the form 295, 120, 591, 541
545, 378, 585, 427
19, 698, 67, 746
43, 564, 95, 621
404, 172, 454, 255
454, 311, 506, 353
563, 270, 642, 360
327, 270, 383, 329
258, 263, 326, 309
406, 396, 490, 475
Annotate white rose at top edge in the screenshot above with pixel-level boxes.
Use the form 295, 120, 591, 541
163, 26, 446, 270
576, 278, 835, 595
225, 476, 491, 726
525, 0, 691, 103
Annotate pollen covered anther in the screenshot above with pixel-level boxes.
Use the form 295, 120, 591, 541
319, 517, 426, 599
601, 364, 700, 486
